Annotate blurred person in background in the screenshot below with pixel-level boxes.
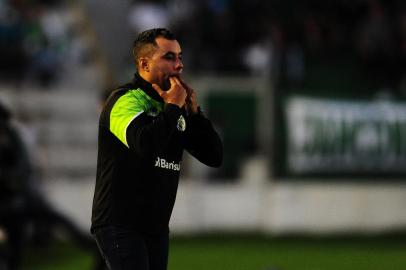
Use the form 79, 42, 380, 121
91, 28, 223, 270
356, 0, 398, 93
128, 0, 170, 35
0, 102, 104, 270
0, 1, 28, 84
0, 102, 28, 270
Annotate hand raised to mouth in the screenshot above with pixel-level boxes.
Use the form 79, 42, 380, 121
177, 77, 198, 115
152, 76, 187, 108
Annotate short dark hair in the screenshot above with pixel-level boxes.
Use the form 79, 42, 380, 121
132, 28, 176, 71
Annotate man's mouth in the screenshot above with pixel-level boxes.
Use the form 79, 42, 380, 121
162, 73, 182, 91
168, 73, 180, 79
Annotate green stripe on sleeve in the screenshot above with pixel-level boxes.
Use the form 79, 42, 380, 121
110, 90, 147, 147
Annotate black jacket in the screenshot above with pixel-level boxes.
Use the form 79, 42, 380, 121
91, 74, 222, 234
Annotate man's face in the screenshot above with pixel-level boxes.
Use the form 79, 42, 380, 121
147, 37, 183, 90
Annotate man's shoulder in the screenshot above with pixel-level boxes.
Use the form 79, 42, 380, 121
104, 84, 143, 108
101, 82, 159, 124
99, 89, 140, 128
108, 83, 136, 101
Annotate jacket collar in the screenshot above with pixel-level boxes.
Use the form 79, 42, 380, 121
132, 73, 163, 102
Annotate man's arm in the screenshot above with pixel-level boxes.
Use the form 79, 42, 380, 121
130, 77, 187, 158
179, 79, 223, 167
125, 104, 183, 159
109, 78, 187, 159
183, 110, 223, 167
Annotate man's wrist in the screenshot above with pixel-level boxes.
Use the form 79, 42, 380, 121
165, 103, 183, 116
167, 100, 184, 108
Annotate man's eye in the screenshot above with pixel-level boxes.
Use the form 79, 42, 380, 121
164, 54, 175, 60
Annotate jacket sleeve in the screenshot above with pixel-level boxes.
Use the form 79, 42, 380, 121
183, 110, 223, 167
126, 104, 182, 158
108, 92, 182, 159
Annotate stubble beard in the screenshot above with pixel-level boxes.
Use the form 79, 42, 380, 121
162, 77, 171, 91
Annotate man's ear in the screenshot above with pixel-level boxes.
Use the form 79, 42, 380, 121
139, 58, 149, 72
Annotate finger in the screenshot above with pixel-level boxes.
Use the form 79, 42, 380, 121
187, 89, 193, 98
186, 92, 194, 101
177, 77, 189, 89
168, 77, 182, 90
169, 76, 179, 85
152, 84, 165, 96
178, 78, 193, 95
170, 76, 182, 87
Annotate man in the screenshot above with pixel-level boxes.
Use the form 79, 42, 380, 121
0, 102, 104, 270
91, 28, 223, 270
0, 102, 28, 270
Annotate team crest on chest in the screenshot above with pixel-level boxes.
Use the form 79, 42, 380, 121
177, 115, 186, 132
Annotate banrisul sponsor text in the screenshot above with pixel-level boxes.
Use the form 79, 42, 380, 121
154, 157, 181, 171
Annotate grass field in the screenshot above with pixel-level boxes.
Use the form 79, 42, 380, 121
20, 233, 406, 270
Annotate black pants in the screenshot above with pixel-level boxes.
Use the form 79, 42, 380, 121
93, 227, 169, 270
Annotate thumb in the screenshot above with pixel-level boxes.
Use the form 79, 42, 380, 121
152, 84, 165, 97
179, 77, 193, 93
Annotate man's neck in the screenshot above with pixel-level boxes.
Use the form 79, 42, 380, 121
138, 71, 154, 85
133, 73, 163, 102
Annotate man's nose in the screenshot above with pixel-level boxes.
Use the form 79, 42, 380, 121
175, 59, 183, 71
